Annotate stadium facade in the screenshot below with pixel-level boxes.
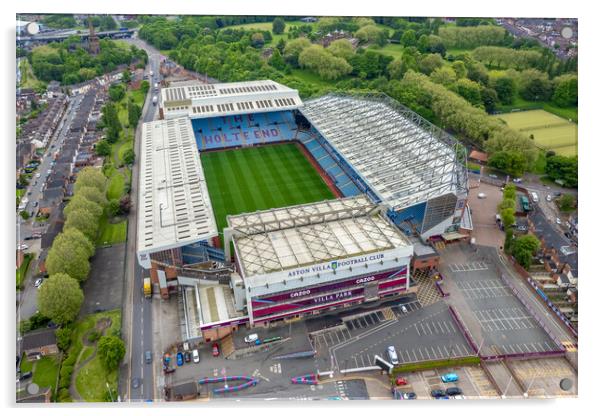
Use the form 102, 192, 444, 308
137, 79, 470, 341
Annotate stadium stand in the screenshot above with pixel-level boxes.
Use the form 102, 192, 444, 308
192, 111, 297, 151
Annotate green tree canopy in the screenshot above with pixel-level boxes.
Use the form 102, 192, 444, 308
64, 194, 104, 220
299, 45, 352, 80
511, 234, 541, 270
418, 53, 445, 76
64, 208, 100, 242
557, 194, 576, 211
46, 229, 93, 280
283, 37, 311, 66
76, 186, 108, 207
95, 140, 111, 157
74, 167, 107, 194
38, 273, 84, 325
97, 336, 126, 371
272, 17, 285, 34
327, 39, 355, 60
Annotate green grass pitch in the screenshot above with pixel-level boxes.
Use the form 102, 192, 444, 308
200, 143, 335, 237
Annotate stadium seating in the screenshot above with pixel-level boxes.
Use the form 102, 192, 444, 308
193, 111, 297, 151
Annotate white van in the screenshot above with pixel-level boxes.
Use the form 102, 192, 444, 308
387, 346, 399, 365
531, 192, 539, 203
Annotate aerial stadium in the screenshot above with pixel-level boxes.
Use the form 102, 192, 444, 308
137, 79, 470, 341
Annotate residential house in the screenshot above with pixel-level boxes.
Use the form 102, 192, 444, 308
20, 328, 58, 357
468, 150, 489, 165
39, 188, 64, 216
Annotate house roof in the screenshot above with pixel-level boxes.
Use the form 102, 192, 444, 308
469, 150, 489, 162
21, 328, 57, 350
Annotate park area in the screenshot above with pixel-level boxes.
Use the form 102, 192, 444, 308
200, 143, 334, 236
493, 109, 578, 156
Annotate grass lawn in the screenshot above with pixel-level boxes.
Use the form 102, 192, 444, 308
495, 97, 578, 122
32, 355, 60, 393
290, 68, 342, 88
70, 310, 122, 402
96, 215, 127, 245
18, 59, 46, 90
20, 353, 34, 373
370, 43, 404, 58
493, 109, 578, 156
106, 171, 125, 200
201, 143, 335, 236
116, 140, 133, 166
16, 253, 34, 290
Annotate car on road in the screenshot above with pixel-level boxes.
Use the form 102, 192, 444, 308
46, 169, 51, 175
176, 352, 184, 366
431, 389, 447, 398
403, 392, 417, 400
546, 194, 552, 202
441, 373, 458, 383
395, 376, 408, 386
244, 333, 259, 343
477, 192, 486, 199
512, 178, 522, 183
184, 351, 191, 363
145, 350, 152, 364
35, 173, 41, 178
132, 377, 141, 389
18, 244, 28, 250
192, 349, 200, 363
34, 278, 44, 288
387, 346, 399, 365
446, 387, 463, 396
554, 191, 562, 197
27, 191, 32, 196
33, 201, 38, 207
212, 343, 220, 357
556, 218, 562, 225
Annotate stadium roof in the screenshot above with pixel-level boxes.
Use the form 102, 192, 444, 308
137, 117, 217, 260
301, 94, 469, 211
161, 79, 302, 120
228, 195, 411, 281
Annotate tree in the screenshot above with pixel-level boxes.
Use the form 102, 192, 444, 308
65, 209, 99, 242
327, 39, 355, 60
76, 186, 108, 207
127, 99, 142, 129
511, 234, 540, 270
250, 32, 265, 48
453, 78, 482, 106
518, 69, 553, 101
299, 45, 352, 80
354, 25, 388, 46
503, 183, 517, 201
451, 61, 467, 79
272, 17, 285, 34
46, 236, 92, 282
108, 84, 126, 102
544, 155, 578, 188
418, 53, 444, 76
123, 148, 135, 165
106, 199, 121, 217
430, 66, 457, 87
498, 198, 515, 212
488, 150, 528, 177
401, 30, 417, 47
501, 207, 515, 229
56, 327, 74, 351
38, 273, 84, 325
552, 74, 578, 107
140, 80, 150, 94
480, 87, 499, 114
493, 76, 517, 105
557, 194, 576, 212
74, 167, 107, 194
20, 210, 30, 220
119, 195, 131, 214
64, 194, 103, 221
283, 37, 311, 67
276, 38, 286, 54
95, 140, 111, 157
268, 49, 287, 71
122, 70, 131, 83
387, 58, 408, 80
97, 336, 126, 371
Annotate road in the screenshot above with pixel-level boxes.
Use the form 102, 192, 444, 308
17, 94, 83, 322
120, 34, 161, 402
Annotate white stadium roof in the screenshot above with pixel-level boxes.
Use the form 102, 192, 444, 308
228, 195, 411, 281
137, 117, 217, 261
301, 94, 468, 211
161, 79, 302, 120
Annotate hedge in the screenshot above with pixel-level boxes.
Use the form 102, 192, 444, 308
390, 356, 481, 377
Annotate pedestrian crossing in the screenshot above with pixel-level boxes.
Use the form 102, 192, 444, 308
562, 341, 578, 352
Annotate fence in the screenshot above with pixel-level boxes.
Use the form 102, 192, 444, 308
447, 306, 479, 355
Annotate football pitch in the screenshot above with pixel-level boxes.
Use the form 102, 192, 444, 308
200, 143, 335, 237
493, 109, 578, 156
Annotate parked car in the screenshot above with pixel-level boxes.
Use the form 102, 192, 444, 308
35, 173, 41, 178
431, 389, 447, 398
488, 174, 498, 179
19, 371, 33, 381
387, 346, 399, 365
145, 350, 152, 364
395, 376, 408, 386
163, 366, 175, 374
401, 305, 408, 313
546, 195, 552, 202
477, 192, 486, 199
33, 201, 38, 207
18, 244, 28, 250
446, 387, 463, 396
512, 178, 522, 183
441, 373, 459, 383
212, 343, 220, 357
403, 392, 417, 400
176, 352, 184, 366
34, 278, 44, 288
184, 351, 191, 363
556, 217, 562, 225
244, 333, 259, 343
192, 349, 200, 363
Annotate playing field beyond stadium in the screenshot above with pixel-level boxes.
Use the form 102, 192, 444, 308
200, 143, 335, 238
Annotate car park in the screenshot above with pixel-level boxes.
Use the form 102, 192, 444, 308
446, 387, 463, 396
401, 305, 408, 313
192, 349, 200, 363
212, 343, 220, 357
387, 346, 399, 365
441, 373, 459, 383
244, 333, 258, 343
431, 389, 447, 398
184, 351, 191, 363
176, 352, 184, 366
395, 376, 408, 386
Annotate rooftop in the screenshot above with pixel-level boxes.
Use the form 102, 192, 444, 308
21, 328, 56, 350
301, 94, 469, 211
137, 117, 218, 260
161, 79, 302, 120
228, 195, 411, 280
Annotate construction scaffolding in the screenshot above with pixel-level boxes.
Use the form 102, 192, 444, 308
301, 93, 469, 212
